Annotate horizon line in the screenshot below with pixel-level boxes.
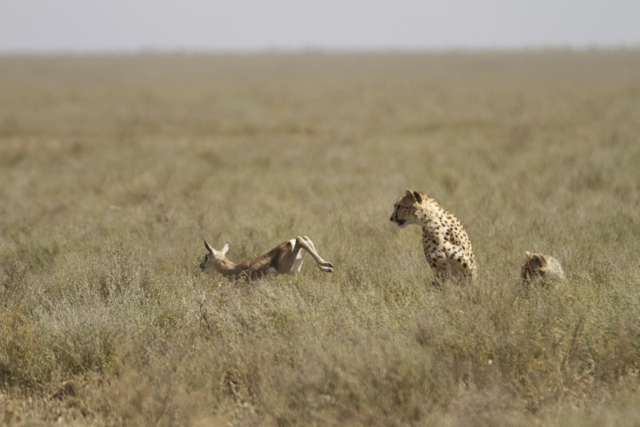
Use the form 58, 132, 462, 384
2, 43, 639, 56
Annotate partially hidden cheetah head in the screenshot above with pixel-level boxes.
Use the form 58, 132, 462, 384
390, 189, 426, 228
521, 251, 566, 284
521, 251, 547, 280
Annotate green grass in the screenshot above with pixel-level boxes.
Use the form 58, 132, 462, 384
1, 50, 640, 426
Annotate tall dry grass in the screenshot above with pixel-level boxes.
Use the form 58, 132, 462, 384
1, 50, 640, 426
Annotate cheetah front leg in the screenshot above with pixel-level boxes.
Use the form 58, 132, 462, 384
427, 252, 451, 288
440, 241, 476, 281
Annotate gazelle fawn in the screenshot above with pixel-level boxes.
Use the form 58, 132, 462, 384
200, 236, 334, 281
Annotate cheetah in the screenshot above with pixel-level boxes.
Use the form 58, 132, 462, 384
521, 251, 565, 285
390, 189, 476, 285
200, 236, 334, 282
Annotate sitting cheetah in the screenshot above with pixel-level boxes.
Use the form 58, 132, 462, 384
390, 189, 476, 285
521, 251, 565, 285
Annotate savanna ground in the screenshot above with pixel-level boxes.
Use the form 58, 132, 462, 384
1, 50, 640, 426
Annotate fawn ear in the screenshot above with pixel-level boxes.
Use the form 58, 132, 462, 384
525, 251, 532, 258
203, 239, 215, 254
221, 243, 230, 255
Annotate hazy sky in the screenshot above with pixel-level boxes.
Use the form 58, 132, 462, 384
1, 0, 639, 52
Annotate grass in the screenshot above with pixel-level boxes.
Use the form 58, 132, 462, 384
1, 50, 640, 426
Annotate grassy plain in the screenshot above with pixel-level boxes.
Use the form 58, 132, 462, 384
1, 50, 640, 426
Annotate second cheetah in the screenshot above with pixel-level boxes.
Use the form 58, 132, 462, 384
390, 189, 476, 285
521, 251, 565, 285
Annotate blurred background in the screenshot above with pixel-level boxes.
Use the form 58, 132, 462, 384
1, 0, 639, 52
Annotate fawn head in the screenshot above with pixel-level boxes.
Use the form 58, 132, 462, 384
200, 239, 231, 273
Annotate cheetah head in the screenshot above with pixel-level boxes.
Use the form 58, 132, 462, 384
521, 251, 548, 280
390, 189, 425, 228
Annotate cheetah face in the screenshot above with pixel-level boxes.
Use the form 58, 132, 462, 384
389, 206, 410, 228
390, 190, 424, 228
528, 253, 546, 272
521, 252, 547, 280
396, 219, 408, 227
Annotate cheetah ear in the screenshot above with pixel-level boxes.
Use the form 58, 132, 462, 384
412, 191, 423, 203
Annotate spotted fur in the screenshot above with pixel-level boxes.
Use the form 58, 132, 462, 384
390, 189, 476, 285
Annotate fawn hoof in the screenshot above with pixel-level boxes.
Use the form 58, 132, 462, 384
322, 262, 334, 273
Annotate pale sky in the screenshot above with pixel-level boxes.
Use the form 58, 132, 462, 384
1, 0, 639, 52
